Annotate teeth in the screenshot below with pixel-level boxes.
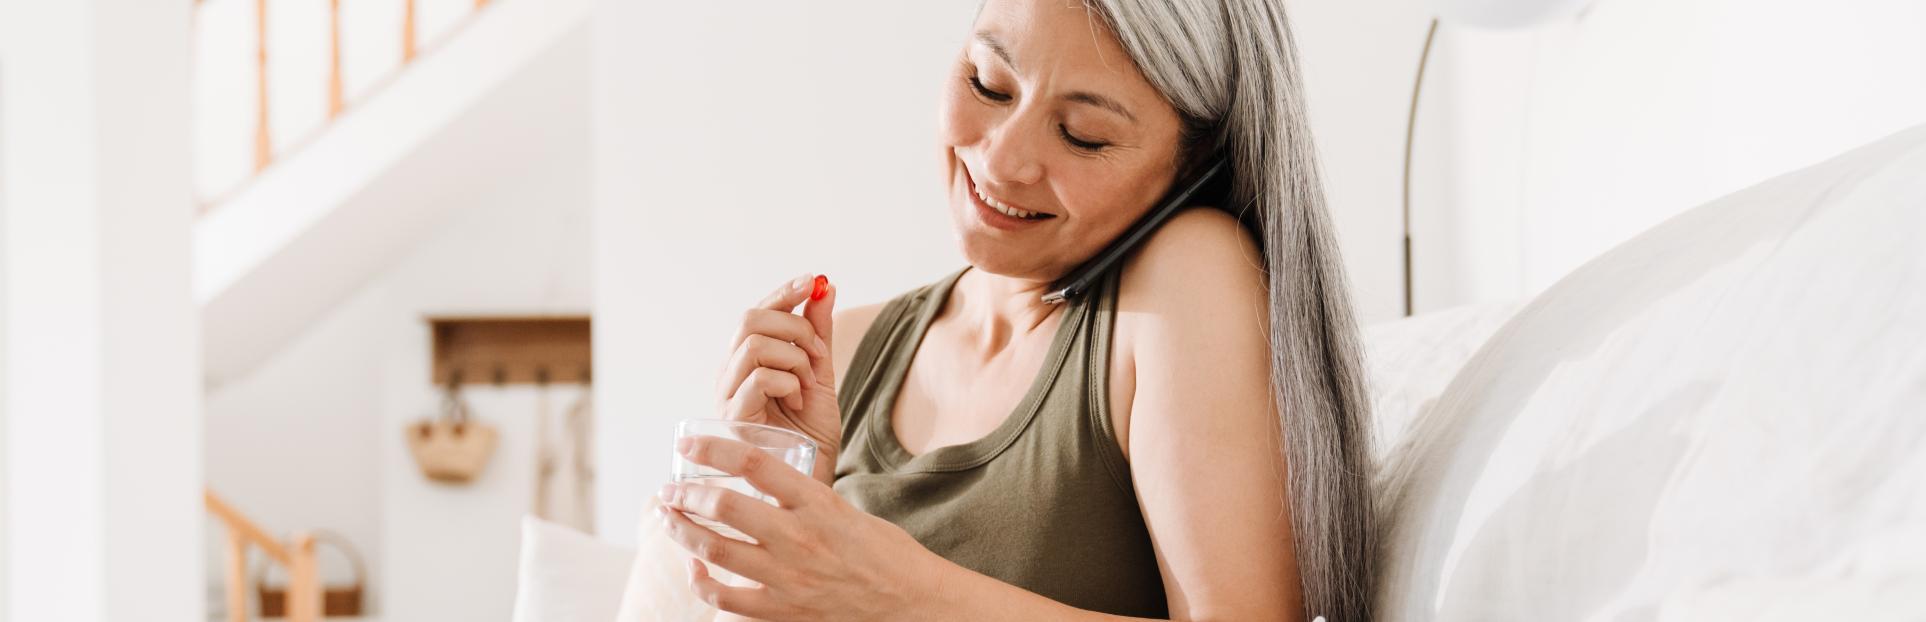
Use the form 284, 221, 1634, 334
975, 185, 1041, 219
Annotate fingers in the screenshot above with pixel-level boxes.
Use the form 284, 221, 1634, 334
662, 481, 796, 549
756, 273, 820, 313
678, 435, 824, 511
726, 275, 833, 401
721, 368, 802, 420
716, 335, 816, 410
801, 277, 837, 387
686, 558, 779, 619
730, 309, 827, 360
658, 504, 781, 585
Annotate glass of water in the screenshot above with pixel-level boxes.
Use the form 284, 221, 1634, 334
671, 418, 817, 544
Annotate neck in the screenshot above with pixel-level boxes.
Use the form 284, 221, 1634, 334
944, 267, 1063, 358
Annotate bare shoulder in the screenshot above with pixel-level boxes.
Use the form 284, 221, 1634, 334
1109, 208, 1271, 451
1107, 209, 1298, 621
1116, 207, 1268, 328
832, 303, 887, 392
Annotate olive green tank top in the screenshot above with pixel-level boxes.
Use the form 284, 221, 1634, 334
833, 266, 1168, 618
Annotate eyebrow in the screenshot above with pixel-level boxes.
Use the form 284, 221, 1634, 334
975, 31, 1017, 70
1065, 91, 1137, 122
972, 31, 1140, 123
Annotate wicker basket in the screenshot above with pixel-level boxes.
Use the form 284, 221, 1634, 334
407, 379, 498, 483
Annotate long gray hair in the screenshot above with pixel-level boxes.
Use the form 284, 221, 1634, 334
1085, 1, 1376, 619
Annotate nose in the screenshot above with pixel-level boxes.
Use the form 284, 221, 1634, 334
977, 112, 1045, 188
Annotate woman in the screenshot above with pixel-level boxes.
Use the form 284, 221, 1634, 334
655, 0, 1373, 619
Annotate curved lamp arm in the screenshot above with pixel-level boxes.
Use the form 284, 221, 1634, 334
1402, 0, 1593, 317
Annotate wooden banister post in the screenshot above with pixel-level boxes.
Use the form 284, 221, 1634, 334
253, 0, 271, 171
403, 0, 419, 63
328, 0, 343, 118
224, 529, 248, 622
288, 532, 322, 622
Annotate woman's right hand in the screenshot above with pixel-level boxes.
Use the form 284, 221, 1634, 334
716, 273, 840, 484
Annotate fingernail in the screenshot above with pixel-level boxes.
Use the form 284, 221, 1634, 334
790, 275, 811, 292
810, 275, 829, 301
658, 484, 678, 505
676, 436, 694, 454
813, 336, 828, 356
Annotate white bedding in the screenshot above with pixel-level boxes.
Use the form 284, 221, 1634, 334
1373, 123, 1926, 620
1364, 301, 1524, 459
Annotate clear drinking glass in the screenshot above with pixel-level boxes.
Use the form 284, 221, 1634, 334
670, 419, 817, 544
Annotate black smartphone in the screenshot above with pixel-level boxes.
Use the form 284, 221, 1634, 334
1042, 158, 1228, 304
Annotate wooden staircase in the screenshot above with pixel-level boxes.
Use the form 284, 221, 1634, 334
204, 490, 324, 622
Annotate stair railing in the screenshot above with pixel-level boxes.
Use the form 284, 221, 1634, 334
197, 0, 496, 209
203, 489, 321, 622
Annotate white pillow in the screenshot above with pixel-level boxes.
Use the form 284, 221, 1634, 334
1363, 301, 1523, 458
511, 517, 636, 622
613, 498, 718, 622
511, 499, 718, 622
1375, 123, 1926, 620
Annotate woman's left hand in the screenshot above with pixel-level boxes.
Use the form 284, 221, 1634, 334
658, 434, 945, 621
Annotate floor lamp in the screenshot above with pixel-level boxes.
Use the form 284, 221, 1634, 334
1403, 0, 1592, 316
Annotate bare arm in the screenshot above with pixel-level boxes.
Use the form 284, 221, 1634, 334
1115, 209, 1300, 619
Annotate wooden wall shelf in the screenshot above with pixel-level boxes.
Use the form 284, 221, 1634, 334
429, 316, 591, 386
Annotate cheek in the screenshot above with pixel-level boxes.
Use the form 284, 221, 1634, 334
938, 85, 987, 148
1054, 163, 1132, 216
1057, 167, 1166, 236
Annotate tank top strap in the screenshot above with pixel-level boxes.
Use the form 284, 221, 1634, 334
1078, 265, 1133, 495
837, 267, 969, 451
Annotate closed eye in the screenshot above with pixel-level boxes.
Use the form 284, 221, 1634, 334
1058, 124, 1110, 152
968, 75, 1012, 103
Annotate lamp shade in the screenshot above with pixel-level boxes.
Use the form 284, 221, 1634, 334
1432, 0, 1590, 29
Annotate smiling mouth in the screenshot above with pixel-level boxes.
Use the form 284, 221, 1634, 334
966, 170, 1055, 221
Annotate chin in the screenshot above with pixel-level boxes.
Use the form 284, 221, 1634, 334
947, 200, 1063, 282
959, 243, 1046, 280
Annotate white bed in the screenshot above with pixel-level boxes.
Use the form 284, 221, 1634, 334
1373, 122, 1926, 620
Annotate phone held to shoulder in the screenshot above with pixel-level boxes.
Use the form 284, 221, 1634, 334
1041, 158, 1228, 304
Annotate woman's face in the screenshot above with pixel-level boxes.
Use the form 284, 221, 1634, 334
941, 0, 1188, 283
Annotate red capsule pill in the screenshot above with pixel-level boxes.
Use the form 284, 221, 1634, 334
810, 275, 829, 301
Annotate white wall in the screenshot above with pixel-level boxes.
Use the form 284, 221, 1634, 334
373, 155, 591, 622
591, 0, 979, 543
1, 1, 203, 620
1287, 0, 1440, 321
1417, 0, 1926, 306
203, 105, 590, 621
1, 42, 11, 622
